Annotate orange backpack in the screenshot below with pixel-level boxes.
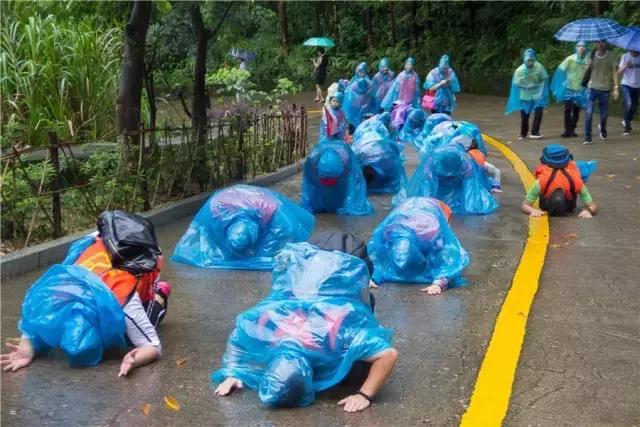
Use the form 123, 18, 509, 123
535, 161, 584, 200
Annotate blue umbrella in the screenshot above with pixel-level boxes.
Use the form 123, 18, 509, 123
609, 26, 640, 52
554, 18, 628, 42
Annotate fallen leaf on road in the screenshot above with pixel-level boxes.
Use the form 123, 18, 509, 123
5, 337, 21, 344
175, 357, 188, 367
606, 174, 616, 178
563, 233, 578, 240
164, 396, 181, 411
551, 244, 562, 248
142, 403, 151, 417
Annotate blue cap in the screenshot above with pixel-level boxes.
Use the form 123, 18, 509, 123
540, 144, 572, 168
405, 56, 416, 66
524, 48, 536, 62
379, 58, 391, 71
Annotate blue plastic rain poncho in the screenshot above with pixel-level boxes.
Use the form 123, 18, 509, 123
343, 63, 377, 127
445, 121, 489, 155
423, 113, 453, 136
325, 79, 349, 109
211, 242, 393, 407
19, 264, 126, 367
396, 144, 498, 215
172, 185, 315, 270
352, 114, 407, 194
380, 57, 421, 111
424, 55, 461, 113
414, 119, 458, 157
551, 42, 588, 107
372, 58, 396, 111
320, 92, 348, 144
398, 108, 427, 146
506, 48, 549, 115
301, 139, 373, 216
368, 197, 469, 285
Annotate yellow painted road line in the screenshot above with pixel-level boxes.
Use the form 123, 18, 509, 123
460, 134, 549, 427
308, 109, 322, 114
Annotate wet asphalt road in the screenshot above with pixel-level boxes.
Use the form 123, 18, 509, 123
1, 94, 638, 426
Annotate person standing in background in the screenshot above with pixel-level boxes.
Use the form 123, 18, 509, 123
313, 48, 329, 103
372, 58, 395, 112
424, 54, 461, 115
551, 41, 588, 138
505, 48, 549, 140
583, 40, 619, 145
619, 50, 640, 136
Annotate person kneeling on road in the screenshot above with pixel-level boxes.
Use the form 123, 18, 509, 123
1, 211, 171, 376
368, 197, 469, 295
521, 144, 598, 218
213, 242, 397, 412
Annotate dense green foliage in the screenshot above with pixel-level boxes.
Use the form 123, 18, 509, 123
2, 0, 638, 148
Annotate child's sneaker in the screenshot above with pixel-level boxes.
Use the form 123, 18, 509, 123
583, 139, 593, 145
530, 133, 543, 139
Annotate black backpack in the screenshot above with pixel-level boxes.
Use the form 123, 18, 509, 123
309, 229, 373, 276
97, 210, 161, 275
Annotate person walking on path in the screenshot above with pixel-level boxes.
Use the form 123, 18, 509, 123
583, 41, 619, 145
313, 48, 329, 103
619, 50, 640, 136
551, 41, 588, 138
424, 54, 461, 115
506, 48, 549, 140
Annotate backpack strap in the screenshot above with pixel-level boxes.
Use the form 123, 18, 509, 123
559, 167, 577, 198
542, 168, 559, 197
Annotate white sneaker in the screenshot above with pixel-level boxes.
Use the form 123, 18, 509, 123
529, 134, 543, 139
623, 131, 631, 136
583, 139, 593, 145
517, 136, 525, 140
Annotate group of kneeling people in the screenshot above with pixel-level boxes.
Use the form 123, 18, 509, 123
2, 96, 598, 413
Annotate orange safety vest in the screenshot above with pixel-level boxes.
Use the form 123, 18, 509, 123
467, 148, 486, 167
74, 238, 156, 305
535, 161, 583, 200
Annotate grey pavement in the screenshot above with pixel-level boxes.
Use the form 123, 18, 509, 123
1, 94, 638, 426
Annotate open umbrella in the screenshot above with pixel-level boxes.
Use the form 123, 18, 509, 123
554, 18, 628, 42
303, 37, 336, 48
609, 26, 640, 52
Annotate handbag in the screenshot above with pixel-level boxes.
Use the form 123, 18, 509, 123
421, 90, 436, 110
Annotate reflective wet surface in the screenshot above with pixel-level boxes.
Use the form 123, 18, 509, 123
2, 94, 637, 426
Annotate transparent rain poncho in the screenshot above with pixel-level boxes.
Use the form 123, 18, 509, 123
301, 139, 374, 216
424, 55, 461, 113
551, 42, 588, 107
372, 58, 396, 111
368, 197, 469, 285
343, 63, 377, 127
320, 95, 348, 144
172, 185, 315, 270
352, 114, 407, 194
390, 101, 413, 131
380, 57, 421, 111
396, 144, 498, 215
18, 264, 126, 367
506, 48, 549, 115
211, 242, 393, 407
415, 119, 458, 157
445, 121, 489, 155
398, 108, 427, 147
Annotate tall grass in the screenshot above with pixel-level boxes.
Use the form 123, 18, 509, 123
0, 15, 121, 149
